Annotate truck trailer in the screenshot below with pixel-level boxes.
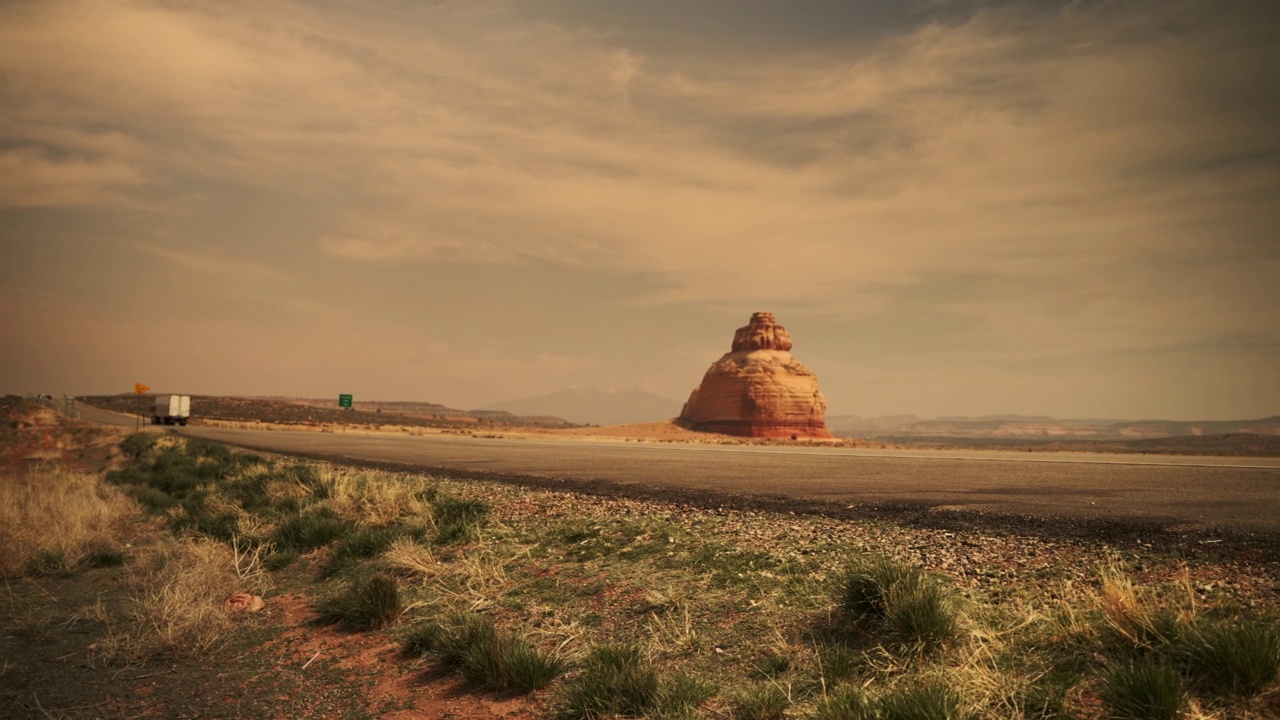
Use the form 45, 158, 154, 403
151, 394, 191, 425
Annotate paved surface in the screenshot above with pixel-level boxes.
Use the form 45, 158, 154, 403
39, 397, 141, 427
176, 426, 1280, 532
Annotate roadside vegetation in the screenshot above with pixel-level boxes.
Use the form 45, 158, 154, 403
3, 429, 1278, 719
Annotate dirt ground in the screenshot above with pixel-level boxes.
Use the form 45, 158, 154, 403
2, 569, 544, 719
0, 399, 540, 719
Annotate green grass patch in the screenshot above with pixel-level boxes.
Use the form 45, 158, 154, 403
271, 509, 353, 552
1101, 659, 1186, 720
731, 683, 790, 720
557, 645, 662, 719
409, 613, 562, 693
813, 687, 873, 720
1172, 619, 1280, 696
432, 496, 490, 544
876, 681, 975, 720
316, 572, 401, 630
835, 556, 965, 652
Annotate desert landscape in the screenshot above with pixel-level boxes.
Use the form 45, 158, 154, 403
5, 2, 1280, 719
3, 391, 1279, 719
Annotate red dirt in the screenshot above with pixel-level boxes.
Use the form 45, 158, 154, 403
263, 593, 539, 720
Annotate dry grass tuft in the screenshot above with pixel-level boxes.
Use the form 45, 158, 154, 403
0, 468, 139, 576
314, 468, 433, 525
383, 537, 440, 578
1098, 570, 1195, 651
89, 536, 269, 666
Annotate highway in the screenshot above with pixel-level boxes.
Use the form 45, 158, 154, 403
39, 396, 140, 427
175, 425, 1280, 533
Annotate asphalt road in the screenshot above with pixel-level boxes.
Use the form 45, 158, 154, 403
177, 426, 1280, 533
39, 396, 141, 427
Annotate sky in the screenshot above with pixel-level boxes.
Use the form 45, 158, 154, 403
1, 0, 1277, 421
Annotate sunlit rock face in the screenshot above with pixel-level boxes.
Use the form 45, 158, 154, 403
679, 312, 834, 439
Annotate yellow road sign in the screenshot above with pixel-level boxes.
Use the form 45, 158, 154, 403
134, 383, 150, 395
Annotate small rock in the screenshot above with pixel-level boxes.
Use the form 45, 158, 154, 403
222, 592, 265, 613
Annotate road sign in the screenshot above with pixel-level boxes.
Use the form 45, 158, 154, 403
338, 394, 353, 408
135, 383, 150, 395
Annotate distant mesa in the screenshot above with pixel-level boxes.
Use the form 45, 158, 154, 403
679, 312, 834, 439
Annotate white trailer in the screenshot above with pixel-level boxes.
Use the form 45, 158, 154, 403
151, 394, 191, 426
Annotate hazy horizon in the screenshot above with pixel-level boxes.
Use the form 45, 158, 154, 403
3, 1, 1278, 421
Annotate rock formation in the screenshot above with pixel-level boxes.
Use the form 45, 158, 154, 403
679, 312, 834, 438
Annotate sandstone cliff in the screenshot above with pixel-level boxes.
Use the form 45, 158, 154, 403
679, 312, 833, 438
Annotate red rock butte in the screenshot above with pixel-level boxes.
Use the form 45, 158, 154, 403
679, 312, 834, 439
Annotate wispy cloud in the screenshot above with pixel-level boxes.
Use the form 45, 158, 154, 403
2, 0, 1276, 417
128, 242, 291, 283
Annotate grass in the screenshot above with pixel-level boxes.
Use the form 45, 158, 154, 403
0, 466, 138, 576
270, 509, 354, 552
835, 555, 965, 652
316, 572, 401, 630
838, 556, 919, 620
876, 681, 976, 720
813, 687, 873, 720
16, 430, 1280, 719
557, 645, 661, 719
1172, 619, 1280, 695
89, 537, 270, 666
407, 613, 563, 692
750, 653, 792, 680
731, 683, 791, 720
432, 496, 490, 544
1100, 660, 1187, 720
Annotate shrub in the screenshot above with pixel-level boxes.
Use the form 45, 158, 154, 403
1101, 660, 1186, 720
316, 573, 401, 630
321, 525, 409, 578
126, 485, 176, 512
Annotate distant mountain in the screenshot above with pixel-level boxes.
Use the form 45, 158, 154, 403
483, 388, 684, 426
824, 414, 1280, 441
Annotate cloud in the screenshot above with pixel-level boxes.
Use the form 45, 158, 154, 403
128, 243, 291, 283
0, 147, 151, 208
1, 0, 1276, 416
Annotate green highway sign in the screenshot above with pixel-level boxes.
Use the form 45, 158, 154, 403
338, 394, 353, 408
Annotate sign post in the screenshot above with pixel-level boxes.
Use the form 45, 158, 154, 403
338, 394, 353, 409
134, 383, 150, 430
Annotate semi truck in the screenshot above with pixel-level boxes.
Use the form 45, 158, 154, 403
151, 394, 191, 425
